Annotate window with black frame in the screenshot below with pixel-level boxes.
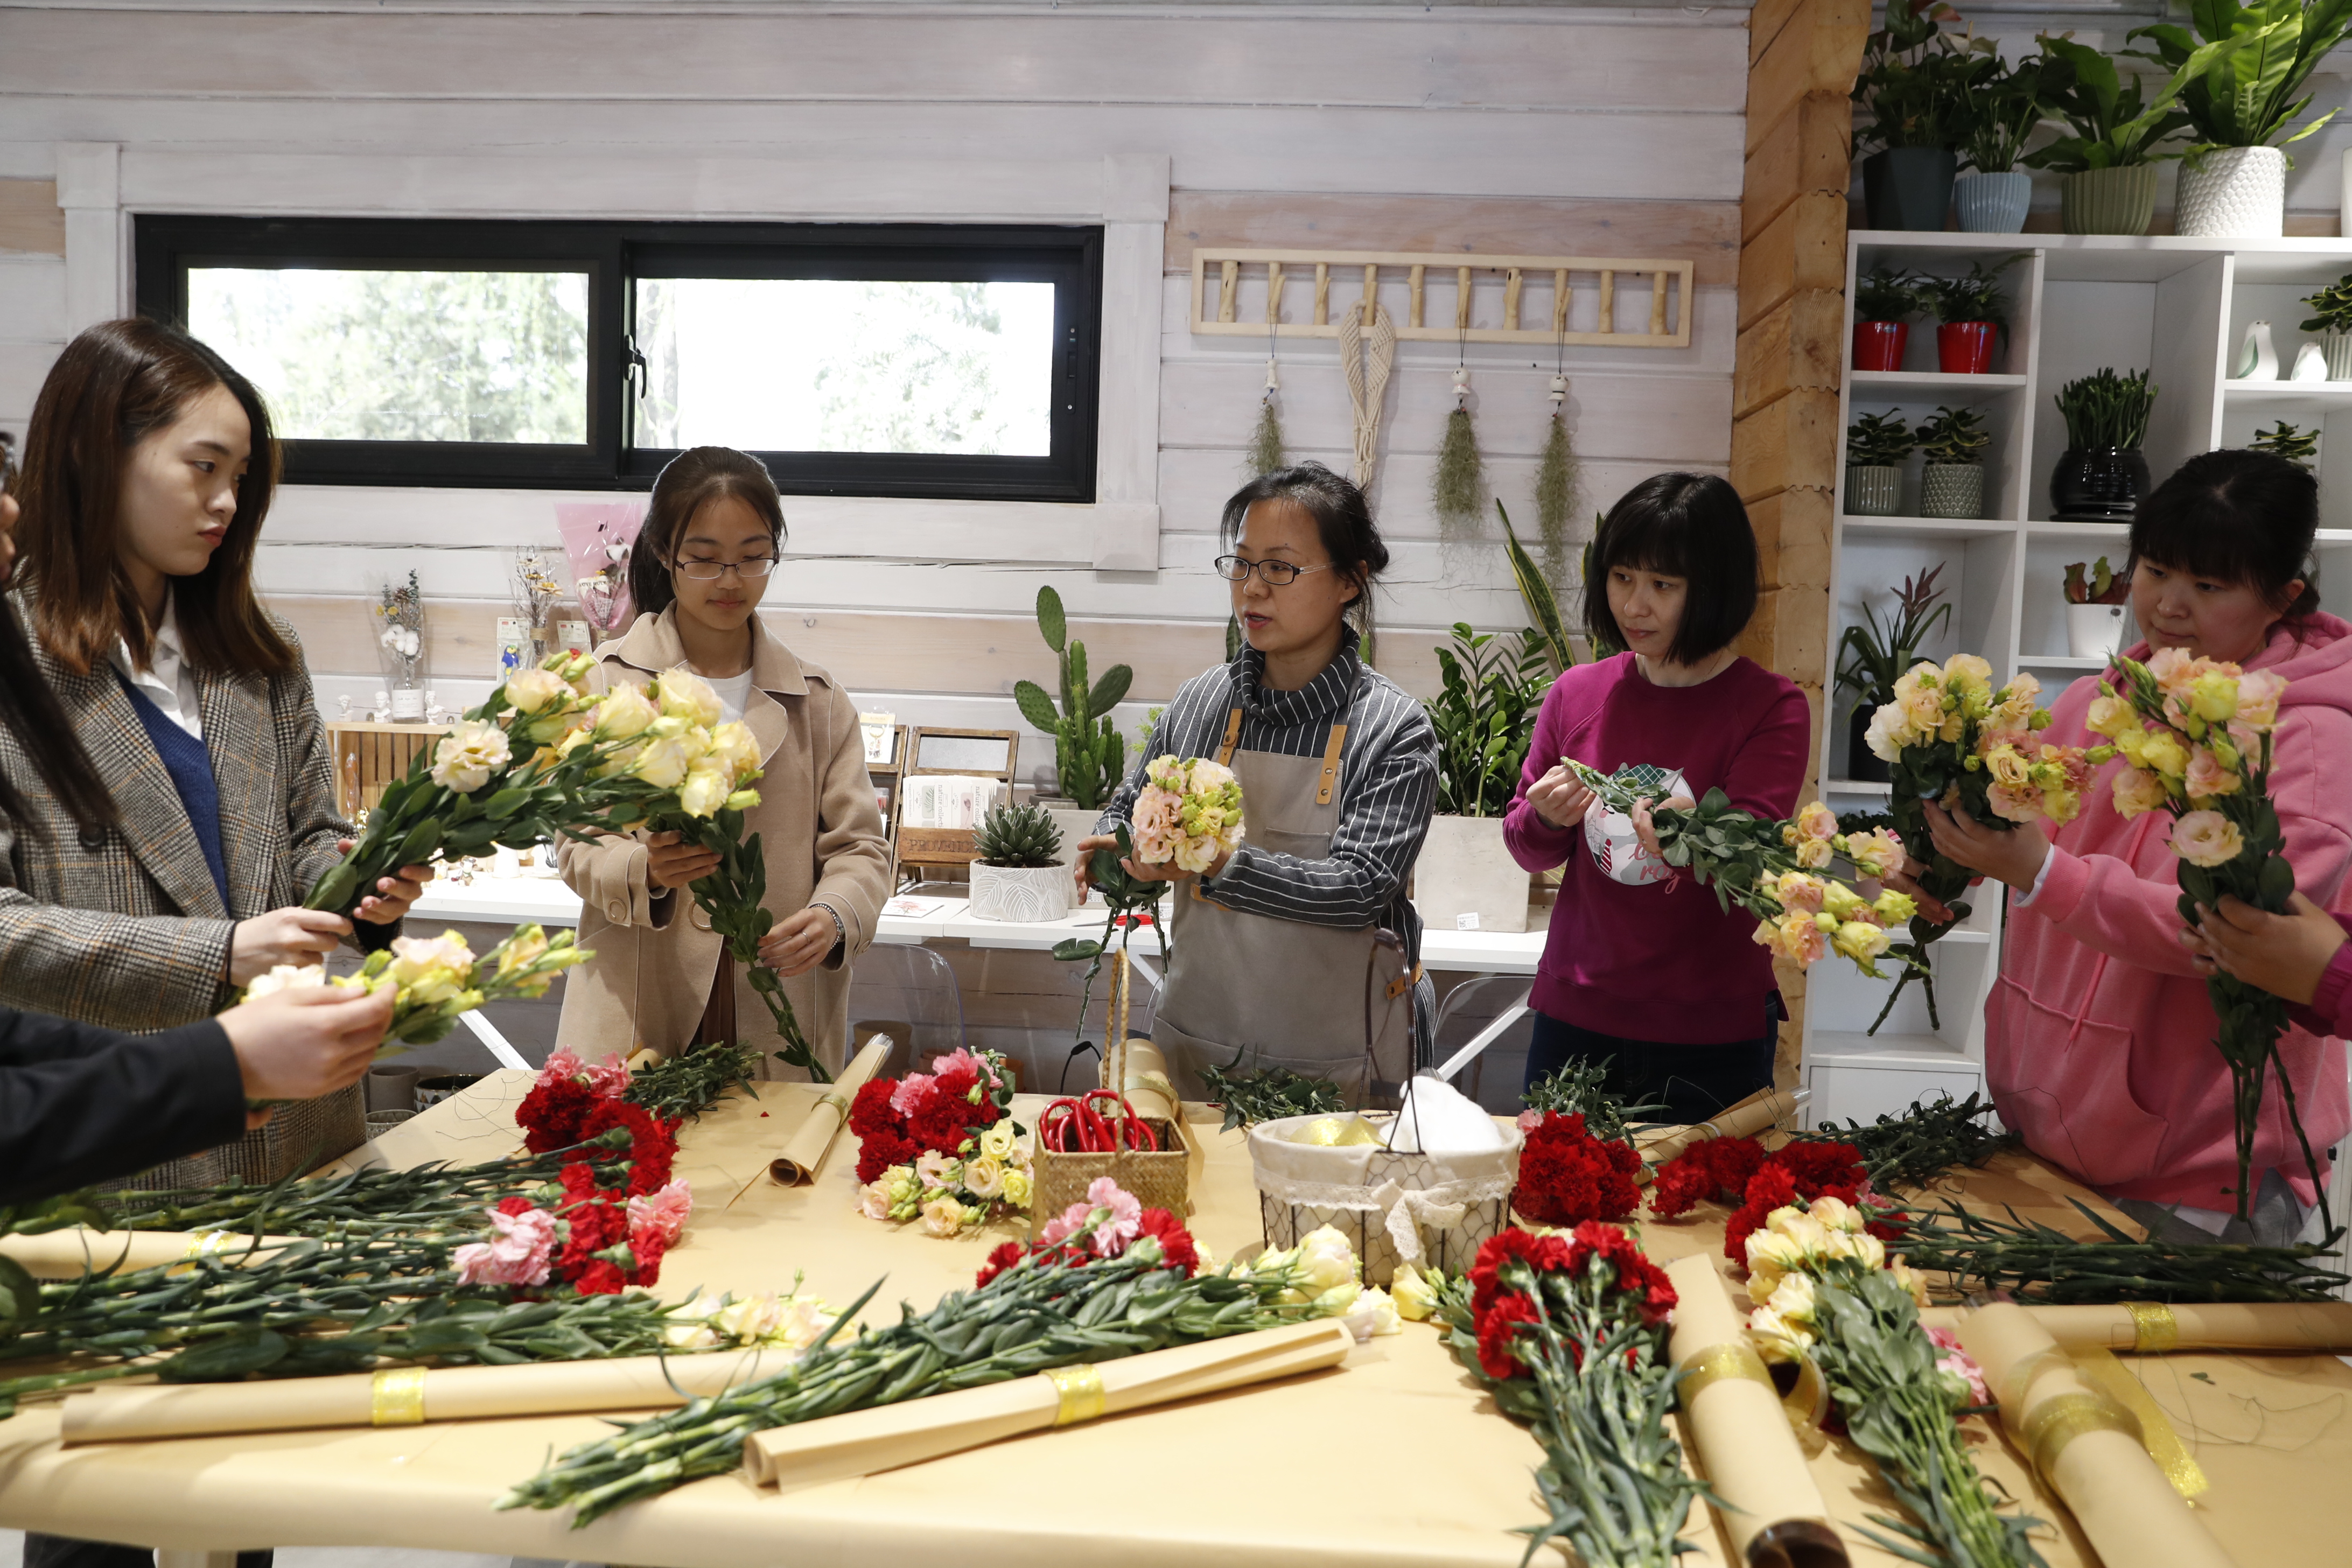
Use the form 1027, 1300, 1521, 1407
135, 218, 1104, 501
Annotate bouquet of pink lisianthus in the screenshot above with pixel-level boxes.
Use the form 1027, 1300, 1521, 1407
1131, 754, 1244, 872
2094, 647, 2328, 1229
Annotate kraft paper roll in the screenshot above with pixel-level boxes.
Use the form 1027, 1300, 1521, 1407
1662, 1255, 1848, 1568
769, 1035, 892, 1186
1638, 1088, 1797, 1173
741, 1318, 1355, 1488
1957, 1303, 2237, 1568
1920, 1300, 2352, 1355
0, 1229, 305, 1279
60, 1347, 798, 1445
1113, 1037, 1180, 1126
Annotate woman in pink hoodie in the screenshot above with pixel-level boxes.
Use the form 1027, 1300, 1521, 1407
1916, 450, 2352, 1244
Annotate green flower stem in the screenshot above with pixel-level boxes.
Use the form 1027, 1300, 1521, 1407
1791, 1091, 2015, 1192
1893, 1197, 2349, 1303
648, 804, 828, 1081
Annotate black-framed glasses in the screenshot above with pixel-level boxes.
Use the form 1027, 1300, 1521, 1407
1213, 555, 1333, 586
673, 556, 779, 581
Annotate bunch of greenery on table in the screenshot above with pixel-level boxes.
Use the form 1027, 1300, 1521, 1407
1427, 623, 1554, 817
1855, 265, 1924, 323
1916, 407, 1991, 467
1957, 47, 2068, 172
1846, 410, 1916, 468
1851, 0, 1988, 157
1198, 1056, 1348, 1131
496, 1186, 1342, 1525
1790, 1091, 2017, 1191
2249, 419, 2320, 469
1917, 258, 2022, 330
2053, 366, 2157, 450
2128, 0, 2352, 162
2021, 36, 2198, 172
1521, 1059, 1667, 1145
1434, 1226, 1700, 1568
1837, 565, 1952, 726
1014, 585, 1134, 811
1893, 1196, 2351, 1301
2300, 269, 2352, 333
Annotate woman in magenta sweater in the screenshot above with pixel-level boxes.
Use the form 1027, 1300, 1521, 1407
1503, 473, 1810, 1121
1919, 450, 2352, 1245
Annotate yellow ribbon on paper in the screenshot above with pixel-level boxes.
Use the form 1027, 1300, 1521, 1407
2070, 1346, 2209, 1500
2126, 1301, 2180, 1354
371, 1367, 427, 1427
2020, 1388, 2141, 1480
814, 1090, 851, 1123
1044, 1364, 1105, 1427
1675, 1341, 1772, 1406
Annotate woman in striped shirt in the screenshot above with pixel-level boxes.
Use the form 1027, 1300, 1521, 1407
1077, 463, 1438, 1105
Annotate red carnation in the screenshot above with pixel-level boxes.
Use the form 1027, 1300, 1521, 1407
848, 1079, 900, 1138
1475, 1293, 1541, 1380
1647, 1136, 1767, 1219
1470, 1228, 1571, 1315
1722, 1162, 1800, 1262
975, 1241, 1027, 1289
578, 1100, 677, 1191
569, 1259, 626, 1296
910, 1094, 980, 1155
855, 1128, 917, 1186
1135, 1208, 1199, 1277
1513, 1112, 1640, 1227
516, 1077, 597, 1152
1775, 1140, 1866, 1196
493, 1194, 534, 1217
933, 1063, 979, 1104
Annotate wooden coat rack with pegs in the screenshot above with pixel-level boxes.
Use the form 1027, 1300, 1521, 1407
1193, 247, 1693, 350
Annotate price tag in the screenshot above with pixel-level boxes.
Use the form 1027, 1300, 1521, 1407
1455, 912, 1481, 931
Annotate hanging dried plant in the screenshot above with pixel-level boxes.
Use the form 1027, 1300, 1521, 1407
1534, 410, 1578, 586
1245, 395, 1285, 478
1433, 405, 1487, 541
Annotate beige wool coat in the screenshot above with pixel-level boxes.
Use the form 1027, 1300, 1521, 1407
556, 608, 891, 1078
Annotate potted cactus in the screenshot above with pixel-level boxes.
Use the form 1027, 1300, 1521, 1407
1845, 411, 1914, 516
968, 802, 1071, 922
1013, 585, 1133, 849
1853, 267, 1923, 372
2062, 556, 2132, 660
1916, 404, 1991, 518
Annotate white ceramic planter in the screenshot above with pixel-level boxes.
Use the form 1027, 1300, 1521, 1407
1415, 814, 1530, 934
2066, 603, 2129, 662
969, 861, 1073, 922
2178, 146, 2286, 239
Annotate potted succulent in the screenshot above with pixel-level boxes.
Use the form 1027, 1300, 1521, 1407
1917, 257, 2020, 374
2050, 367, 2157, 520
1953, 48, 2063, 232
1420, 624, 1551, 934
1845, 411, 1915, 516
2299, 272, 2352, 380
2250, 419, 2320, 470
2022, 36, 2196, 236
1836, 566, 1952, 783
2131, 0, 2352, 239
2062, 556, 2132, 660
968, 802, 1072, 923
1852, 268, 1923, 372
1851, 0, 1978, 230
1916, 405, 1991, 519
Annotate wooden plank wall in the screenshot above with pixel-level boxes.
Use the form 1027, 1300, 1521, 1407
1733, 0, 1867, 1088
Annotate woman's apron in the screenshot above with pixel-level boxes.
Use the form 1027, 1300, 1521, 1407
1150, 698, 1416, 1108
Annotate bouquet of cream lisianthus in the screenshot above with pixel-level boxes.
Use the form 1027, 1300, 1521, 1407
243, 923, 587, 1054
1131, 753, 1245, 872
2094, 648, 2328, 1230
1861, 655, 2099, 1033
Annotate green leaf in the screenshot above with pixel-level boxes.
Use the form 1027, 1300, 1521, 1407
1052, 937, 1103, 962
1012, 680, 1060, 732
1035, 585, 1067, 654
159, 1328, 291, 1382
1087, 665, 1133, 720
2258, 852, 2297, 909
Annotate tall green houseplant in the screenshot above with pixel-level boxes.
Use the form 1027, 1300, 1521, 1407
1426, 624, 1552, 818
1013, 586, 1133, 811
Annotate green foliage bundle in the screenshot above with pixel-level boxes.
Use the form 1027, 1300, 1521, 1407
1846, 411, 1916, 468
1916, 407, 1990, 467
1522, 1059, 1668, 1145
1894, 1196, 2351, 1301
1790, 1090, 2015, 1190
972, 802, 1063, 869
2129, 0, 2352, 158
1198, 1057, 1349, 1132
1427, 624, 1553, 817
1013, 585, 1132, 810
2054, 367, 2157, 450
1534, 411, 1578, 584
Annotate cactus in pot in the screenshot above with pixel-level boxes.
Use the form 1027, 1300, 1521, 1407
1013, 585, 1133, 811
973, 801, 1065, 868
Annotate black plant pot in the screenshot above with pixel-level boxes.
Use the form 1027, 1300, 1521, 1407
1846, 705, 1892, 783
2050, 447, 2152, 521
1863, 148, 1958, 232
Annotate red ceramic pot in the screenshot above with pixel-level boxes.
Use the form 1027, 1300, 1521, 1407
1937, 321, 1998, 374
1853, 321, 1908, 372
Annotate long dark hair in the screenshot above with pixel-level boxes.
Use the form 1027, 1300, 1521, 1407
2132, 449, 2322, 620
626, 447, 787, 621
0, 435, 115, 837
1218, 461, 1391, 642
15, 318, 291, 678
1583, 472, 1761, 665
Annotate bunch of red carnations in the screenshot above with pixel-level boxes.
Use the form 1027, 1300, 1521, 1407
1511, 1110, 1643, 1226
1646, 1133, 1894, 1261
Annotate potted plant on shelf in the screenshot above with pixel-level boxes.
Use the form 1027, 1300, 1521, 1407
2050, 367, 2157, 520
968, 802, 1072, 923
2250, 419, 2320, 470
1917, 256, 2020, 374
1953, 48, 2063, 232
1836, 566, 1953, 784
2022, 36, 2196, 236
2300, 271, 2352, 381
1852, 268, 1924, 372
1013, 585, 1134, 852
1845, 411, 1915, 516
1916, 405, 1991, 519
1851, 0, 1978, 230
1420, 624, 1551, 934
2130, 0, 2352, 239
2062, 556, 2132, 660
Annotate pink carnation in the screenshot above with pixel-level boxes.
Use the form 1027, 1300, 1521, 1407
1037, 1201, 1093, 1248
586, 1052, 633, 1098
625, 1177, 693, 1250
1926, 1326, 1992, 1407
536, 1047, 587, 1087
1085, 1176, 1143, 1256
452, 1205, 557, 1287
890, 1072, 937, 1118
932, 1047, 999, 1094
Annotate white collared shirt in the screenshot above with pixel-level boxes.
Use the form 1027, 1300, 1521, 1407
110, 599, 202, 740
707, 668, 755, 725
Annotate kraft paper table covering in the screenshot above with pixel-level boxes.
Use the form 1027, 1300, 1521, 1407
3, 1091, 2348, 1567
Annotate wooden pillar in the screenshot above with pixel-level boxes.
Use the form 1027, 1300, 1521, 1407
1732, 0, 1866, 1088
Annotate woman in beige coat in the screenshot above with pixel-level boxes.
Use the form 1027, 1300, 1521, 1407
557, 447, 891, 1077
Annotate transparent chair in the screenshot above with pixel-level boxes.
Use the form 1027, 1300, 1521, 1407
1430, 975, 1538, 1115
846, 942, 967, 1077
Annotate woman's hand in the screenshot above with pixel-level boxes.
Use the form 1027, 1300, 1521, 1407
758, 906, 839, 978
1525, 764, 1597, 831
2179, 892, 2346, 1004
645, 830, 723, 892
1628, 794, 1696, 859
339, 838, 433, 926
1071, 832, 1119, 899
229, 907, 351, 984
1120, 846, 1233, 886
1923, 800, 2049, 894
220, 982, 396, 1126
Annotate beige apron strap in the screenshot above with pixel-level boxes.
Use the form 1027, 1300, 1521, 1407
1216, 705, 1244, 766
1315, 722, 1348, 806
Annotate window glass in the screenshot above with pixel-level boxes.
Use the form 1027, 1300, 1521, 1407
186, 268, 591, 444
633, 278, 1053, 457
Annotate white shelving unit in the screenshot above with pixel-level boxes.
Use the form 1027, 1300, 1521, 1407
1813, 231, 2352, 1128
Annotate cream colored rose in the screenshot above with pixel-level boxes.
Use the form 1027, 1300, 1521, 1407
388, 930, 478, 1004
2111, 765, 2171, 818
1864, 702, 1911, 761
1809, 1193, 1862, 1233
1768, 1207, 1831, 1255
657, 669, 724, 729
504, 667, 571, 715
1389, 1263, 1439, 1321
2169, 809, 2245, 868
629, 734, 694, 790
678, 760, 732, 819
979, 1121, 1018, 1160
919, 1194, 967, 1238
1293, 1225, 1361, 1296
961, 1155, 1006, 1200
431, 719, 513, 794
708, 721, 762, 785
1000, 1168, 1033, 1208
1343, 1284, 1402, 1340
242, 962, 332, 1001
592, 684, 659, 741
1764, 1270, 1817, 1328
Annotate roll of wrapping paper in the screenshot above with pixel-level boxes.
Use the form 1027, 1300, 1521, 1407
0, 1229, 305, 1279
769, 1035, 893, 1185
1114, 1035, 1180, 1125
1662, 1255, 1849, 1568
1921, 1300, 2352, 1354
60, 1347, 800, 1445
1957, 1303, 2237, 1568
1636, 1087, 1799, 1173
741, 1318, 1356, 1488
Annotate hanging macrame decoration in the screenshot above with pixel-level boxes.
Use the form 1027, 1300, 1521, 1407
1339, 293, 1395, 492
1432, 364, 1487, 543
1247, 354, 1285, 477
1534, 373, 1579, 586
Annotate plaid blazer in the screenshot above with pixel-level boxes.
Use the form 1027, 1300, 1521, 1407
0, 599, 352, 1031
